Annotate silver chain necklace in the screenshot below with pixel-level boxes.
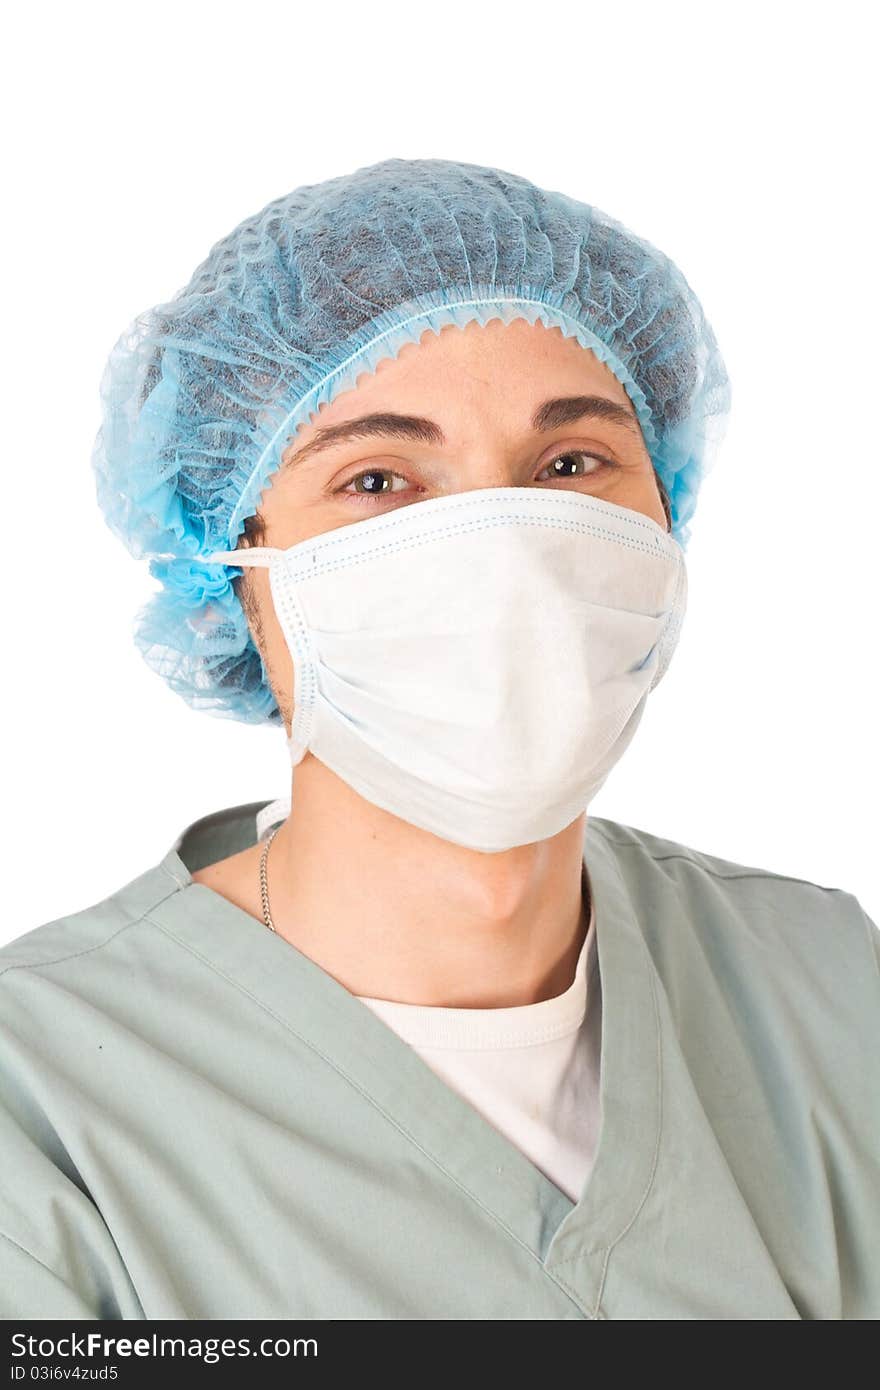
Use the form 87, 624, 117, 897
259, 825, 281, 933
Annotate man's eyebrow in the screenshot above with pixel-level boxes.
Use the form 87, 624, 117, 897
281, 394, 641, 471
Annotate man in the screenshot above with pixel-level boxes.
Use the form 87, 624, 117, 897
1, 157, 877, 1320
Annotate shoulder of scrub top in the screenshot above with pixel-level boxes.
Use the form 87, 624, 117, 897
583, 811, 878, 1034
587, 814, 880, 1009
0, 857, 185, 976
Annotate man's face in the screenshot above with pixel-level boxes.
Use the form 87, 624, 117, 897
236, 317, 670, 731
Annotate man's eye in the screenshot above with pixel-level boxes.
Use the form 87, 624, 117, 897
338, 469, 410, 497
536, 451, 613, 481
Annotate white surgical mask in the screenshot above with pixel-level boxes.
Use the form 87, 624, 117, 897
206, 486, 687, 853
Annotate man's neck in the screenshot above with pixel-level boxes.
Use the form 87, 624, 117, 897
243, 758, 590, 1008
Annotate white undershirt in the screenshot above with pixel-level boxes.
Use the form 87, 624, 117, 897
355, 899, 602, 1205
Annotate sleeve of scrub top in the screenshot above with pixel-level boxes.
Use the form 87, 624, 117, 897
0, 1238, 104, 1320
0, 1082, 133, 1320
861, 903, 880, 975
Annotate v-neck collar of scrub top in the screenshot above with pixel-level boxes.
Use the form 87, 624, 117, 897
154, 800, 661, 1316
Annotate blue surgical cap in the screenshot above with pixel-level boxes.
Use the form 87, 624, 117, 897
92, 156, 731, 726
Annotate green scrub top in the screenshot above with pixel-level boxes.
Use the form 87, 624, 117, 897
1, 802, 878, 1321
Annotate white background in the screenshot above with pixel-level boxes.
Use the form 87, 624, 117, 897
3, 0, 878, 940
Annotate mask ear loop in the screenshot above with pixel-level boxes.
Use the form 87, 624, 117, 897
202, 548, 283, 567
205, 546, 310, 781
